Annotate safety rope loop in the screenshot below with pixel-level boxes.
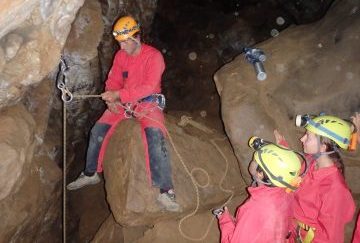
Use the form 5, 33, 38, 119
56, 57, 74, 103
57, 83, 74, 103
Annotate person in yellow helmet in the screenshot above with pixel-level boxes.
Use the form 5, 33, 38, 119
275, 114, 357, 243
215, 135, 302, 242
67, 16, 180, 212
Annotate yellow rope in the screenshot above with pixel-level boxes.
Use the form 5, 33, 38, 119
59, 90, 234, 242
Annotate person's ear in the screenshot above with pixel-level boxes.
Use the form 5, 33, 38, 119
319, 143, 327, 152
257, 171, 264, 180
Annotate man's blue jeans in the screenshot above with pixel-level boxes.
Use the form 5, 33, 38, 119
84, 124, 174, 190
84, 123, 111, 175
145, 127, 174, 190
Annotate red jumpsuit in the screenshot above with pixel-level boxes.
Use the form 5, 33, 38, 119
95, 44, 166, 183
219, 185, 293, 243
353, 215, 360, 243
292, 159, 355, 243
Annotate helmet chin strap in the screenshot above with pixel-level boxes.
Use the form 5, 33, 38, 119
311, 135, 335, 160
251, 173, 272, 187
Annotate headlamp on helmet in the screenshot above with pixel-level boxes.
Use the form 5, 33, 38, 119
295, 113, 357, 151
248, 136, 302, 191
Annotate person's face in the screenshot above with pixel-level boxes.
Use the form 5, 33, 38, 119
249, 160, 258, 178
300, 131, 320, 154
249, 160, 264, 185
119, 37, 139, 55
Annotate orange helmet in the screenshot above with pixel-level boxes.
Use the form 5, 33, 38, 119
112, 16, 140, 41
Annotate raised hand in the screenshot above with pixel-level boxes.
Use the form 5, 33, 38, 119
351, 112, 360, 143
274, 129, 285, 144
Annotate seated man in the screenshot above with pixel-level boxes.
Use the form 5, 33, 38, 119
67, 16, 180, 212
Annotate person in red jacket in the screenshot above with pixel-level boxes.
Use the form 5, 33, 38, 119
288, 114, 357, 243
216, 136, 302, 243
66, 16, 180, 212
351, 112, 360, 243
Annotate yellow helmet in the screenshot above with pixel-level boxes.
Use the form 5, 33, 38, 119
250, 138, 302, 190
112, 16, 140, 41
296, 115, 352, 149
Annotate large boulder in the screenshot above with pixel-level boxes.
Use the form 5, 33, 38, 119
103, 115, 246, 226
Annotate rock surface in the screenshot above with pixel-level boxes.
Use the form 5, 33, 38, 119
0, 0, 85, 110
0, 105, 62, 242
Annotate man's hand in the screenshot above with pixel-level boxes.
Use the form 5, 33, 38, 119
101, 91, 120, 103
106, 101, 119, 114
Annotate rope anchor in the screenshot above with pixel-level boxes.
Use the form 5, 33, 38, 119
57, 82, 73, 103
56, 56, 74, 103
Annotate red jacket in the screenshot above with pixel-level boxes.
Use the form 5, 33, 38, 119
96, 44, 166, 173
105, 43, 165, 103
293, 160, 355, 243
219, 185, 293, 243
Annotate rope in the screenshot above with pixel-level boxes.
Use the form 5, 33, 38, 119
176, 137, 234, 241
57, 75, 234, 242
63, 102, 66, 243
74, 94, 102, 99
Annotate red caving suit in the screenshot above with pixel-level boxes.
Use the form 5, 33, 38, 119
353, 215, 360, 243
291, 158, 355, 243
96, 44, 166, 184
219, 185, 294, 243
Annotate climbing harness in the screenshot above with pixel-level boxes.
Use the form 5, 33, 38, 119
140, 93, 166, 110
123, 94, 166, 118
57, 56, 234, 242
